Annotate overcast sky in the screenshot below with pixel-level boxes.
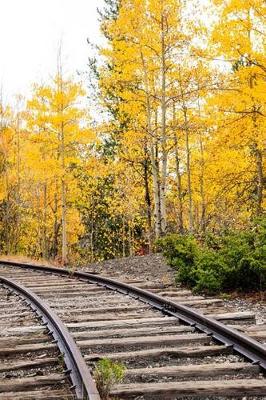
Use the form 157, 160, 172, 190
0, 0, 105, 100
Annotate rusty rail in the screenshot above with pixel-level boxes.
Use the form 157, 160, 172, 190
1, 260, 266, 371
0, 274, 100, 400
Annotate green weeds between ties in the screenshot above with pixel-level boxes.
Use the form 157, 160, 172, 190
94, 358, 126, 400
158, 218, 266, 295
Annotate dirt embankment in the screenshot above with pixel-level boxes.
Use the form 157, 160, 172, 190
85, 253, 175, 283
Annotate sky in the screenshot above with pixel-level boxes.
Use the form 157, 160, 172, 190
0, 0, 105, 100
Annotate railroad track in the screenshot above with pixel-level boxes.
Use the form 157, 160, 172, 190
0, 273, 99, 400
0, 260, 266, 399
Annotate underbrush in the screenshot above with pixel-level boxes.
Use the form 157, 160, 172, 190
158, 218, 266, 295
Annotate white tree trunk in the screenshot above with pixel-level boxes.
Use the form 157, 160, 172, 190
160, 12, 168, 236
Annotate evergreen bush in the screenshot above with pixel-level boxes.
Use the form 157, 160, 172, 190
159, 218, 266, 294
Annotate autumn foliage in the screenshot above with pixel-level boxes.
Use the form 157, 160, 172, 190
0, 0, 265, 264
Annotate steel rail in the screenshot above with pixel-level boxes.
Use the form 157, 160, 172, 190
0, 274, 100, 400
1, 260, 266, 371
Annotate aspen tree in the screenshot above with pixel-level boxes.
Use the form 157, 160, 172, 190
27, 73, 93, 263
210, 0, 266, 216
97, 0, 199, 238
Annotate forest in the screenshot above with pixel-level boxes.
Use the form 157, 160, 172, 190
0, 0, 265, 284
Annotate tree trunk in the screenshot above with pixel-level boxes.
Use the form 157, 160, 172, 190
90, 221, 94, 262
51, 186, 59, 259
13, 112, 21, 253
178, 68, 193, 233
151, 141, 161, 238
255, 146, 263, 216
184, 105, 193, 233
42, 182, 48, 259
61, 176, 67, 265
143, 143, 153, 252
197, 93, 206, 233
122, 215, 126, 257
140, 51, 162, 239
247, 20, 264, 217
199, 131, 206, 232
160, 12, 168, 236
57, 54, 68, 266
172, 103, 184, 233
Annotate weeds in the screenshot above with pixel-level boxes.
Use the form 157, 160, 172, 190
94, 358, 126, 400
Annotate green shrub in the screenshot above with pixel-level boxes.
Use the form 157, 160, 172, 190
94, 358, 126, 400
219, 228, 266, 291
193, 269, 223, 295
157, 234, 198, 286
203, 232, 223, 251
159, 219, 266, 294
192, 249, 226, 294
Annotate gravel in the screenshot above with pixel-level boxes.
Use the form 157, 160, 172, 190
82, 254, 266, 325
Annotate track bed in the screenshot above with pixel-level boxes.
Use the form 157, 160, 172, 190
0, 261, 265, 400
0, 284, 74, 400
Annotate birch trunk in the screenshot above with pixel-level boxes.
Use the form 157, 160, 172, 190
247, 19, 264, 216
57, 50, 68, 266
143, 142, 153, 251
42, 182, 48, 259
173, 104, 184, 233
199, 131, 206, 232
60, 109, 67, 265
122, 215, 126, 257
197, 94, 206, 233
255, 146, 264, 216
61, 175, 67, 265
51, 187, 59, 259
178, 68, 193, 232
160, 12, 168, 236
184, 105, 193, 233
141, 51, 162, 239
151, 140, 162, 238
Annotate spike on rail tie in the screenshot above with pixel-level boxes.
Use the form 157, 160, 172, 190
64, 368, 72, 375
226, 344, 234, 349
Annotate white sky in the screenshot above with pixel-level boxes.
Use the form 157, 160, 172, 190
0, 0, 105, 100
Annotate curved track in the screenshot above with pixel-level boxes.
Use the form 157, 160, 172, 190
0, 260, 266, 399
0, 274, 99, 400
